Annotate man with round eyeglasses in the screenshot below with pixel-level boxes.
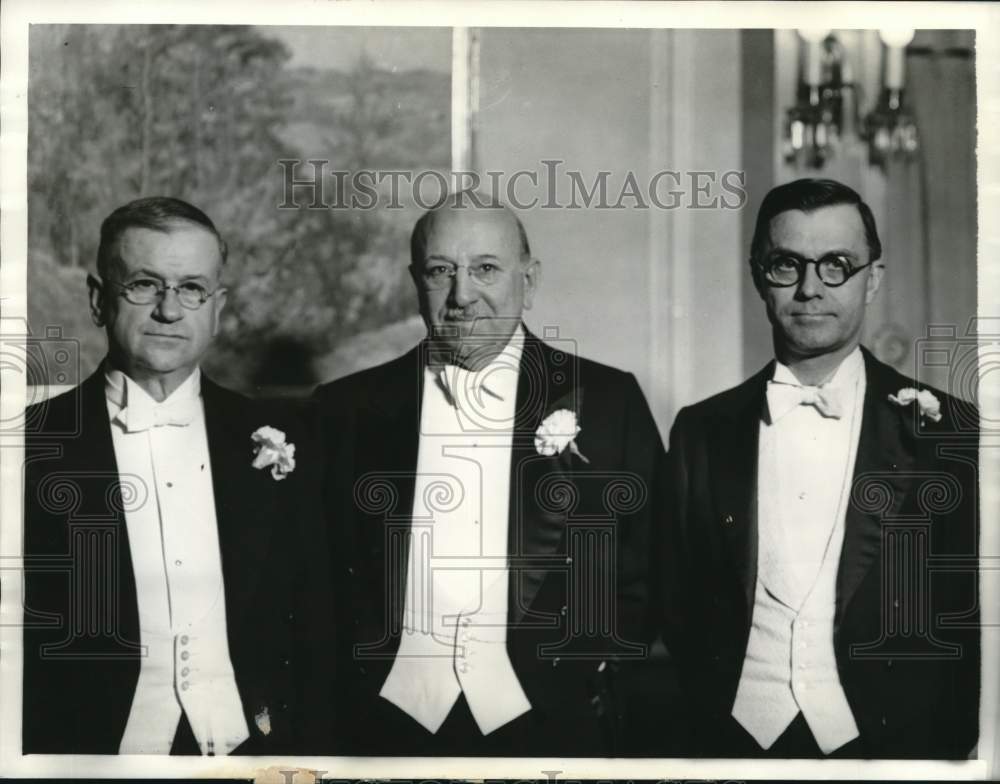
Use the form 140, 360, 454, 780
660, 178, 979, 759
22, 197, 332, 756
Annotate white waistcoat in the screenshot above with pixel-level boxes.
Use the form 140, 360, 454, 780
731, 350, 865, 754
379, 330, 532, 735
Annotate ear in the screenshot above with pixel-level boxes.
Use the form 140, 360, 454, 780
864, 262, 885, 305
87, 274, 106, 326
521, 258, 541, 311
210, 288, 228, 337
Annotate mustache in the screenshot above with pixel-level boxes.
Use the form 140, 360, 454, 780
443, 309, 480, 320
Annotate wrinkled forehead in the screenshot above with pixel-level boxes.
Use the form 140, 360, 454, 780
114, 222, 225, 279
766, 204, 869, 260
421, 207, 524, 261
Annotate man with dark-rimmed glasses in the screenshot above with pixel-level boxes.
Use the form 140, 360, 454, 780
22, 197, 332, 755
660, 178, 979, 758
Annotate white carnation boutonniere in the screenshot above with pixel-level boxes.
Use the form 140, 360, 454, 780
888, 387, 942, 423
251, 425, 296, 480
535, 408, 590, 464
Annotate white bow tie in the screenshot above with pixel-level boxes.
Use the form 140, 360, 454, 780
116, 396, 199, 432
434, 365, 504, 409
766, 380, 844, 422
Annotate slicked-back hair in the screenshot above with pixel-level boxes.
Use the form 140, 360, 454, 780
96, 196, 228, 279
750, 178, 882, 266
409, 191, 531, 267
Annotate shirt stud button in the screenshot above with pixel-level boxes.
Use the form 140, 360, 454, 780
166, 482, 173, 488
181, 667, 190, 676
180, 635, 189, 645
174, 559, 182, 567
180, 651, 190, 660
552, 657, 560, 667
180, 681, 189, 691
723, 514, 734, 525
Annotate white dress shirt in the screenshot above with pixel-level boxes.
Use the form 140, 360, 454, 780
379, 327, 532, 735
732, 348, 865, 754
105, 367, 249, 755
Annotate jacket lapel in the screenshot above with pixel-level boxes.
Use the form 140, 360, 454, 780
77, 370, 142, 654
357, 347, 424, 638
202, 377, 275, 626
710, 363, 771, 625
508, 331, 578, 625
835, 348, 918, 625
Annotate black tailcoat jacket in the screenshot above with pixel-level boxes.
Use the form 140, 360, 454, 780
660, 348, 980, 759
21, 370, 333, 754
315, 329, 664, 756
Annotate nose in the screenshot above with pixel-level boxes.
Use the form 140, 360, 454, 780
448, 266, 479, 308
795, 261, 825, 299
152, 287, 185, 322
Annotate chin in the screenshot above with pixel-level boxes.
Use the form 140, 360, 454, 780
138, 351, 192, 375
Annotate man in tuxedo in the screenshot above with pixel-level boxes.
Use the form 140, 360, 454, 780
316, 194, 663, 756
661, 178, 979, 758
22, 197, 331, 754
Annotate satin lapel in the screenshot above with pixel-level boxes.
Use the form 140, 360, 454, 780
359, 347, 423, 637
201, 377, 274, 626
508, 332, 577, 625
836, 350, 918, 625
710, 363, 771, 625
76, 371, 141, 651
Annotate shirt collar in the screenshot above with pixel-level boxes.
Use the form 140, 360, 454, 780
434, 325, 524, 406
105, 365, 202, 414
771, 346, 863, 390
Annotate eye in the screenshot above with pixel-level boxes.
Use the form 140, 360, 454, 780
425, 264, 453, 278
126, 278, 161, 294
477, 262, 498, 273
820, 254, 852, 272
769, 255, 800, 273
178, 281, 209, 297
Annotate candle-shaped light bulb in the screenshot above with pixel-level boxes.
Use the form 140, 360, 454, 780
799, 28, 830, 87
879, 28, 915, 90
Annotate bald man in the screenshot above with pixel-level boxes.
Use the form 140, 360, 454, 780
314, 194, 664, 756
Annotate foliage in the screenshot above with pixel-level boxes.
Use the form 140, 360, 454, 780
28, 25, 449, 392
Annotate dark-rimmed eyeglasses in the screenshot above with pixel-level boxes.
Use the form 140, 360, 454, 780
417, 263, 501, 291
756, 252, 874, 288
105, 278, 224, 310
